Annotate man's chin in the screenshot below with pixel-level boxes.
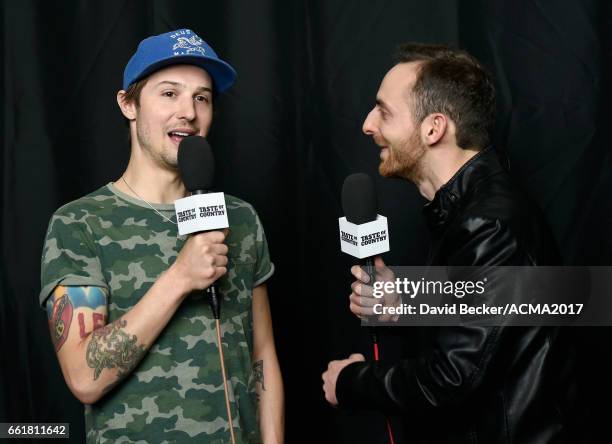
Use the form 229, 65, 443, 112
159, 153, 179, 171
378, 160, 398, 178
379, 160, 420, 182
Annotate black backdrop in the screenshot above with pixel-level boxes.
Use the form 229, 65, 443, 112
2, 0, 611, 443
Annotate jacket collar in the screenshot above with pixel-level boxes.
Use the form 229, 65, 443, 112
422, 146, 505, 232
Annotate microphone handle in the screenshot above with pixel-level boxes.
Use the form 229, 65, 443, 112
361, 256, 378, 343
363, 257, 376, 285
192, 189, 222, 320
207, 284, 221, 319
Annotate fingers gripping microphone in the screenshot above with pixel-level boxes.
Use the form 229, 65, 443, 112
177, 136, 228, 319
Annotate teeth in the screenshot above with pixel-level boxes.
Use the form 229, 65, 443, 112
171, 131, 191, 137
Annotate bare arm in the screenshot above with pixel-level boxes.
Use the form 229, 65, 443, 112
252, 284, 284, 443
46, 230, 229, 405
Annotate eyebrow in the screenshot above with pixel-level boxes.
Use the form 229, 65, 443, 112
155, 80, 212, 94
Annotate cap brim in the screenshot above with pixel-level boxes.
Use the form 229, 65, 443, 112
130, 55, 237, 94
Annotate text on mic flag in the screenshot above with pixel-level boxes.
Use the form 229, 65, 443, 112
338, 215, 390, 259
175, 192, 229, 235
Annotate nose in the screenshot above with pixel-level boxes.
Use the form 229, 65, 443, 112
177, 95, 196, 121
362, 108, 377, 135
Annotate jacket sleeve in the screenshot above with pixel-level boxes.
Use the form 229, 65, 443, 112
336, 217, 529, 414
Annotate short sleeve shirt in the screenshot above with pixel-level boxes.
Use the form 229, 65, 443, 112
40, 183, 274, 444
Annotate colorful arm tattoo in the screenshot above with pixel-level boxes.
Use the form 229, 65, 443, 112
46, 286, 107, 352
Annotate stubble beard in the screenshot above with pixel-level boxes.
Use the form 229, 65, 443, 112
135, 120, 178, 171
379, 131, 426, 183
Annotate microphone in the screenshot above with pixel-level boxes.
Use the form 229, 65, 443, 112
340, 173, 397, 444
178, 135, 215, 193
342, 173, 378, 224
340, 173, 390, 340
176, 136, 229, 319
340, 173, 390, 283
176, 136, 238, 444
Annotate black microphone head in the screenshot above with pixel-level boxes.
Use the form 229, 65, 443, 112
342, 173, 378, 224
178, 136, 215, 192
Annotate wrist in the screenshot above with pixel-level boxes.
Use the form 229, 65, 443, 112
159, 265, 191, 301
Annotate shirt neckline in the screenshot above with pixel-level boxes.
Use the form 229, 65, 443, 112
106, 182, 176, 212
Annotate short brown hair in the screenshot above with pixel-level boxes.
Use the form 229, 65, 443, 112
121, 78, 148, 139
394, 43, 495, 149
123, 78, 148, 109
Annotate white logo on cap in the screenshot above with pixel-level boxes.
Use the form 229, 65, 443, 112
172, 35, 206, 56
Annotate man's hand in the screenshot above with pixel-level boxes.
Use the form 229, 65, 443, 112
170, 229, 229, 294
349, 256, 399, 322
322, 353, 365, 406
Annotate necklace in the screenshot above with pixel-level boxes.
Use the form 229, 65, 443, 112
120, 177, 178, 225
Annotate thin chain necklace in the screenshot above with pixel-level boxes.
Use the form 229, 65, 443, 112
121, 177, 178, 225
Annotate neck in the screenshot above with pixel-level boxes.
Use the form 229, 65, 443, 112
415, 145, 480, 201
116, 146, 187, 205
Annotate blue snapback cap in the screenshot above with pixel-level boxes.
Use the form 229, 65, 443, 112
123, 29, 237, 93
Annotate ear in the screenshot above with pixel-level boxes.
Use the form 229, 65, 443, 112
117, 90, 137, 121
421, 113, 447, 146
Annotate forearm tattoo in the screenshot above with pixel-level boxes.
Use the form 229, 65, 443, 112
253, 360, 265, 391
86, 319, 146, 381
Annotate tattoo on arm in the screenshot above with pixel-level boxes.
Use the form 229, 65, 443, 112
47, 286, 108, 352
79, 312, 106, 339
86, 319, 146, 381
253, 360, 265, 391
47, 292, 73, 352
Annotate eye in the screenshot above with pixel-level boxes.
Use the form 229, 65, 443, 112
195, 95, 211, 103
162, 91, 176, 98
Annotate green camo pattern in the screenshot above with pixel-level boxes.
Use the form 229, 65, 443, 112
40, 183, 274, 443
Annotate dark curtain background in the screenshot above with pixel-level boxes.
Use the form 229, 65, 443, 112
1, 0, 610, 442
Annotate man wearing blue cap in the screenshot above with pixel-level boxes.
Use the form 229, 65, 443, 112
40, 29, 284, 443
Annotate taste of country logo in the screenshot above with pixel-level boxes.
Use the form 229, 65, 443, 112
170, 30, 206, 56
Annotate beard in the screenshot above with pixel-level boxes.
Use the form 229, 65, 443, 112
135, 120, 178, 170
378, 130, 426, 183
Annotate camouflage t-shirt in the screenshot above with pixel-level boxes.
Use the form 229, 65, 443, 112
39, 183, 274, 444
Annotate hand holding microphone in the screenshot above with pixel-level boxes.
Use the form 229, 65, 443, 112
340, 173, 397, 323
349, 256, 400, 322
168, 135, 228, 296
174, 136, 230, 319
171, 230, 229, 294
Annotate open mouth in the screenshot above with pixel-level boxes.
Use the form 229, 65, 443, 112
168, 130, 197, 144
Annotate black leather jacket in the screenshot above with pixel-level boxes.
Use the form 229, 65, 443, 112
336, 147, 576, 443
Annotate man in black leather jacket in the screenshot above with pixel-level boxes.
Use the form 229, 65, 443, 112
322, 43, 576, 443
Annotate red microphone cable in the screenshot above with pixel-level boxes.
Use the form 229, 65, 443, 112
365, 259, 396, 444
370, 333, 396, 444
